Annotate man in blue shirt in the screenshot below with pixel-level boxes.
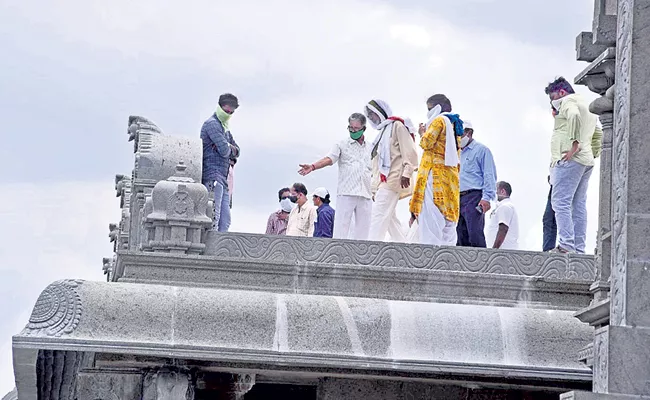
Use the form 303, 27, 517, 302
457, 120, 497, 247
200, 93, 241, 232
312, 187, 335, 238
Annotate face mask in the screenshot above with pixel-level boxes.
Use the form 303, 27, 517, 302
551, 98, 563, 112
349, 126, 365, 140
427, 104, 442, 120
460, 136, 470, 148
289, 195, 298, 203
215, 105, 232, 125
280, 198, 294, 213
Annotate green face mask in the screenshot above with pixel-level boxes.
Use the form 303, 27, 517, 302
349, 126, 365, 140
215, 105, 232, 128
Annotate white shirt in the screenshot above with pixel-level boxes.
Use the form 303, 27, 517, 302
327, 138, 373, 199
286, 203, 317, 237
486, 198, 519, 250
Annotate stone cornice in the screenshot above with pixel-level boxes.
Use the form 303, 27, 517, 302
116, 251, 592, 310
574, 299, 610, 327
575, 47, 616, 95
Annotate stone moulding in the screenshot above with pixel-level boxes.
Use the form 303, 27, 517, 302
13, 281, 592, 384
203, 232, 596, 280
574, 47, 616, 94
22, 280, 83, 338
116, 251, 592, 310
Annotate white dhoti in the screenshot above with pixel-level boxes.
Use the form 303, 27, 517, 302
334, 195, 372, 240
369, 188, 406, 242
418, 172, 457, 246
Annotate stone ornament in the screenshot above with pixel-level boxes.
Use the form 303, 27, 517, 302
209, 234, 596, 280
142, 162, 212, 254
611, 0, 632, 327
24, 280, 83, 337
143, 369, 195, 400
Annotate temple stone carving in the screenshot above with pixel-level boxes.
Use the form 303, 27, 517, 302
10, 7, 650, 392
564, 0, 650, 399
9, 115, 602, 399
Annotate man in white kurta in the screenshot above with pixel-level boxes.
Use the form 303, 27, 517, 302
298, 113, 373, 240
365, 99, 418, 243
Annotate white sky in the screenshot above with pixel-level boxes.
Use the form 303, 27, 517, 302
0, 0, 599, 394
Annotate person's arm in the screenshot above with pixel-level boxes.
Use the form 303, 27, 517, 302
492, 205, 513, 248
228, 132, 241, 159
265, 214, 276, 235
299, 157, 334, 176
481, 148, 497, 202
299, 143, 339, 175
204, 120, 232, 158
420, 118, 443, 150
561, 99, 583, 161
395, 122, 418, 188
307, 207, 317, 237
592, 124, 603, 158
493, 223, 510, 249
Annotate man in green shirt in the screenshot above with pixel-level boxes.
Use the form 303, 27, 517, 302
545, 77, 603, 253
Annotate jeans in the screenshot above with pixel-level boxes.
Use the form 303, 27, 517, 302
542, 186, 557, 252
550, 160, 593, 253
204, 179, 231, 232
457, 189, 486, 248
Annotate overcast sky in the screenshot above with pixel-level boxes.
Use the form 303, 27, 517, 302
0, 0, 598, 394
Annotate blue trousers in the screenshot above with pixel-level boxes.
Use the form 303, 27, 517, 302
457, 190, 486, 248
542, 186, 557, 251
203, 179, 231, 232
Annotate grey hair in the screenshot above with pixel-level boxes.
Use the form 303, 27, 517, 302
348, 113, 366, 125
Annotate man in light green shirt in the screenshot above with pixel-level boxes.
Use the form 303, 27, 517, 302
545, 77, 603, 254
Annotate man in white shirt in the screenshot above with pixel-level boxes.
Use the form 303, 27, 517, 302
286, 182, 317, 237
486, 181, 519, 250
298, 113, 373, 240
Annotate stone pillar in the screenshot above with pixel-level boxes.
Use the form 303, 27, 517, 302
194, 372, 255, 400
142, 368, 195, 400
592, 109, 614, 302
596, 0, 650, 395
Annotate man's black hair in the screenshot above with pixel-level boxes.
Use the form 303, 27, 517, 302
292, 182, 308, 196
278, 187, 291, 202
426, 94, 452, 113
315, 194, 331, 204
544, 77, 575, 95
218, 93, 239, 108
498, 181, 513, 196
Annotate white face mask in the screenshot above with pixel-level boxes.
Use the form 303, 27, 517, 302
427, 104, 442, 121
280, 198, 295, 213
460, 136, 471, 148
551, 98, 563, 111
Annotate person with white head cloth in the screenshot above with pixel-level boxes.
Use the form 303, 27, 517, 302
409, 94, 464, 246
365, 99, 418, 242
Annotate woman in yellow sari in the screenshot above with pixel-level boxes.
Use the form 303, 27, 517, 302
409, 94, 463, 246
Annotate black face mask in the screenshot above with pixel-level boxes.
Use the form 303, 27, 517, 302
289, 195, 298, 203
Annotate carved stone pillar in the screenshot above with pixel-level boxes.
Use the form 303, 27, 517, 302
142, 368, 195, 400
591, 111, 613, 302
195, 372, 255, 400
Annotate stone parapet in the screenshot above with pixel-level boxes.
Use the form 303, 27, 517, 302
115, 249, 593, 310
